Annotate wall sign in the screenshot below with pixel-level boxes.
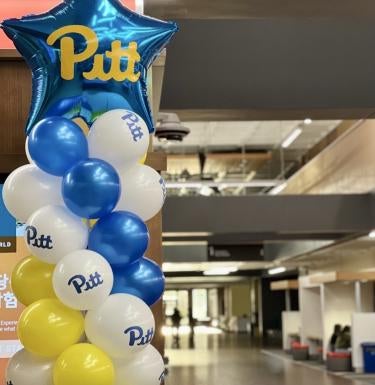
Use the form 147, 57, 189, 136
208, 244, 264, 262
0, 186, 16, 253
0, 239, 28, 384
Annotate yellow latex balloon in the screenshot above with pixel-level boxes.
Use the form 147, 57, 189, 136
139, 152, 147, 164
82, 218, 98, 228
73, 117, 90, 136
53, 343, 115, 385
18, 299, 84, 358
89, 219, 98, 228
12, 256, 56, 306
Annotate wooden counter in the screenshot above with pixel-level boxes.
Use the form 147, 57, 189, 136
271, 280, 299, 291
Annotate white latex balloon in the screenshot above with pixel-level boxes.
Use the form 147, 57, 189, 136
2, 165, 63, 223
114, 345, 165, 385
53, 250, 114, 310
116, 164, 166, 221
85, 294, 155, 358
6, 349, 54, 385
25, 205, 89, 264
88, 109, 150, 168
25, 137, 34, 164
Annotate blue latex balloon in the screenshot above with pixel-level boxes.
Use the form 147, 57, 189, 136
88, 211, 149, 266
28, 116, 88, 176
1, 0, 178, 134
112, 257, 165, 306
62, 159, 120, 219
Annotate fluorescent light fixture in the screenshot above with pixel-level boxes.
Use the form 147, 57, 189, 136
269, 182, 287, 195
166, 180, 280, 189
304, 118, 312, 125
162, 263, 174, 271
369, 230, 375, 238
163, 232, 213, 237
281, 127, 303, 148
203, 267, 239, 276
162, 240, 208, 246
268, 266, 287, 275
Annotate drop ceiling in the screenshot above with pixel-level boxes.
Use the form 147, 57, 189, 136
155, 120, 340, 152
156, 120, 341, 187
163, 261, 269, 273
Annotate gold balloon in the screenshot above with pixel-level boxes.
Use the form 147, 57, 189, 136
54, 343, 115, 385
18, 299, 84, 358
12, 256, 56, 306
139, 152, 147, 164
82, 218, 98, 228
73, 117, 90, 136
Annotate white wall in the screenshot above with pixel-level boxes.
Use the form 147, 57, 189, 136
299, 284, 323, 352
322, 282, 357, 356
282, 311, 301, 350
299, 277, 374, 360
357, 282, 374, 313
352, 313, 375, 372
322, 282, 373, 359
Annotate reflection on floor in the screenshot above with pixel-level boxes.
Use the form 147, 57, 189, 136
165, 332, 364, 385
162, 325, 223, 337
263, 349, 375, 385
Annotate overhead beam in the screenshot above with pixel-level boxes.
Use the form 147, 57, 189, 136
163, 194, 375, 235
161, 19, 375, 120
147, 0, 375, 19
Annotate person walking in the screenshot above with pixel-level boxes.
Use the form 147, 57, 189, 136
171, 308, 182, 348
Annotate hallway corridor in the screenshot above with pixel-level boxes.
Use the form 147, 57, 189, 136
165, 333, 363, 385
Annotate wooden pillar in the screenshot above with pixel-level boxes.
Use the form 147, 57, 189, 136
0, 54, 31, 174
0, 53, 167, 355
146, 153, 167, 356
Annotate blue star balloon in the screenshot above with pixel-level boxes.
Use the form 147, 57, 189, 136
1, 0, 178, 134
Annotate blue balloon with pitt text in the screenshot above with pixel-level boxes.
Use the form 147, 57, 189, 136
62, 159, 120, 219
1, 0, 178, 134
88, 211, 149, 267
112, 257, 165, 306
28, 117, 89, 176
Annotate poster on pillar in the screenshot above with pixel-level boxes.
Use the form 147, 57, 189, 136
0, 185, 26, 384
0, 0, 143, 49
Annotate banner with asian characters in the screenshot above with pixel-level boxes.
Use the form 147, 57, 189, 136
0, 239, 28, 383
0, 183, 27, 382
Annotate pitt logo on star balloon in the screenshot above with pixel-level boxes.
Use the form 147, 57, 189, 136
47, 25, 141, 82
26, 226, 53, 249
68, 272, 104, 294
124, 326, 154, 346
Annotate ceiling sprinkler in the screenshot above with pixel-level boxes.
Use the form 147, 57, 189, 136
156, 113, 190, 142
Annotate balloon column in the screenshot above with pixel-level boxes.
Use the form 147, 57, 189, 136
1, 1, 177, 384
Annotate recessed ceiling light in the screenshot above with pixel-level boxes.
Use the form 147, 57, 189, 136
268, 266, 287, 275
304, 118, 312, 125
368, 230, 375, 238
